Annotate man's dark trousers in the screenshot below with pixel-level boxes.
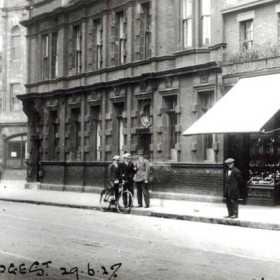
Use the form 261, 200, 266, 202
225, 192, 238, 217
136, 181, 150, 207
123, 181, 134, 207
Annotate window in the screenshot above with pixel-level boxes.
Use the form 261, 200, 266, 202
116, 11, 126, 65
142, 2, 151, 59
164, 96, 178, 161
182, 0, 193, 48
240, 19, 253, 51
201, 0, 211, 45
73, 25, 82, 73
114, 103, 125, 157
198, 91, 214, 161
94, 19, 103, 69
11, 26, 21, 60
48, 110, 59, 160
10, 83, 21, 111
71, 108, 81, 160
41, 34, 49, 79
90, 106, 101, 161
278, 14, 280, 45
51, 32, 58, 78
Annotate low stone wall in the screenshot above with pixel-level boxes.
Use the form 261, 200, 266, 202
39, 161, 224, 198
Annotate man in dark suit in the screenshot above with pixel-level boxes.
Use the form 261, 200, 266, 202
224, 158, 243, 219
120, 153, 135, 207
108, 155, 121, 201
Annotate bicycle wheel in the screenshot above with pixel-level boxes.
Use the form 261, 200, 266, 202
100, 188, 114, 212
116, 190, 133, 214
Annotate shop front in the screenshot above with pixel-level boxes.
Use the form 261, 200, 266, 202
183, 73, 280, 206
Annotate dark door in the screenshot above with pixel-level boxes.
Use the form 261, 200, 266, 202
138, 133, 151, 160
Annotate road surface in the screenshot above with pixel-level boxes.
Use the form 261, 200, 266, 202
0, 200, 278, 280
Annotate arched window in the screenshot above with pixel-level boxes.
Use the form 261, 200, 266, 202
11, 25, 21, 61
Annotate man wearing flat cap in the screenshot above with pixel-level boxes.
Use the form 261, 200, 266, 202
224, 158, 243, 219
134, 150, 150, 208
108, 155, 121, 201
120, 153, 135, 207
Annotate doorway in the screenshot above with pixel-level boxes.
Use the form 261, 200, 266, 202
137, 131, 151, 159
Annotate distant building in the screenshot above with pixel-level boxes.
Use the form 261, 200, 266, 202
20, 0, 280, 205
0, 0, 28, 174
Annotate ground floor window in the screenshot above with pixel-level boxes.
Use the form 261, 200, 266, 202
5, 135, 27, 169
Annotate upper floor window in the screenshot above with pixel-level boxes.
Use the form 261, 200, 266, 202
277, 13, 280, 45
41, 34, 49, 79
240, 19, 253, 51
94, 19, 103, 69
182, 0, 193, 48
201, 0, 211, 46
51, 32, 58, 78
11, 26, 21, 61
73, 25, 82, 73
116, 11, 126, 65
142, 2, 151, 59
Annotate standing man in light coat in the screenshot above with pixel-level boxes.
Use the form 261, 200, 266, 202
134, 150, 150, 208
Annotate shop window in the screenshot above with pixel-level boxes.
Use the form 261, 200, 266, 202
51, 32, 58, 78
164, 95, 178, 161
11, 26, 21, 61
198, 91, 214, 161
90, 106, 101, 161
94, 19, 103, 69
41, 34, 49, 79
10, 83, 21, 111
116, 11, 126, 65
240, 19, 253, 51
73, 25, 82, 73
6, 135, 27, 169
200, 0, 211, 46
182, 0, 193, 48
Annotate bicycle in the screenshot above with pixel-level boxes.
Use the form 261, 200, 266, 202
99, 182, 133, 214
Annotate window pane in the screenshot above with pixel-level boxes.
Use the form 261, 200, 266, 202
183, 0, 192, 19
201, 0, 211, 15
202, 16, 211, 45
11, 35, 21, 60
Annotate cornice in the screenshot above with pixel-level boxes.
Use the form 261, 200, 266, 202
21, 61, 221, 100
221, 0, 277, 14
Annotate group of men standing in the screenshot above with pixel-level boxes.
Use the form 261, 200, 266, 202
107, 150, 150, 208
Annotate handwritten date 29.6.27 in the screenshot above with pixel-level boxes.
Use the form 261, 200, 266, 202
0, 261, 122, 280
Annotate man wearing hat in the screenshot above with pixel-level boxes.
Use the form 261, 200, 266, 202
134, 150, 150, 208
120, 153, 135, 207
224, 158, 243, 219
108, 155, 121, 201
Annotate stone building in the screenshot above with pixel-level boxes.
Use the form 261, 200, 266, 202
0, 0, 28, 175
21, 0, 280, 204
20, 0, 227, 198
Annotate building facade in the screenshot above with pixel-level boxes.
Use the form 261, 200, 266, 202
21, 0, 280, 203
219, 0, 280, 205
0, 0, 28, 173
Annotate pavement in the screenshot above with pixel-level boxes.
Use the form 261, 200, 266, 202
0, 180, 280, 231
